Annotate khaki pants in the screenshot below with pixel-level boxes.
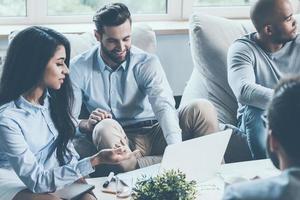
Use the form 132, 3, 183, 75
92, 99, 219, 171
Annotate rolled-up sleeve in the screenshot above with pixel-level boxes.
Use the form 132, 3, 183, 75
70, 59, 86, 135
0, 117, 94, 193
136, 55, 182, 144
70, 59, 84, 121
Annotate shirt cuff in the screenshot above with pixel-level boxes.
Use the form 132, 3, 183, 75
166, 133, 182, 145
75, 126, 84, 136
76, 157, 95, 177
74, 119, 84, 136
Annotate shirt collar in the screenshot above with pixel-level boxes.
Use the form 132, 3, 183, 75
96, 46, 129, 72
16, 91, 50, 114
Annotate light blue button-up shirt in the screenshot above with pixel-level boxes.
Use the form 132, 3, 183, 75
70, 45, 182, 144
0, 95, 94, 193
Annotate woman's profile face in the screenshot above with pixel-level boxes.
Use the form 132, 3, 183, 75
43, 45, 69, 90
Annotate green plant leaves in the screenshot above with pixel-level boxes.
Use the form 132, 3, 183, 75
132, 169, 197, 200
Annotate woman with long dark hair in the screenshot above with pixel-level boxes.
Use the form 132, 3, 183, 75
0, 26, 131, 200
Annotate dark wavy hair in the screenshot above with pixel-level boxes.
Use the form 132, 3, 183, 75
268, 76, 300, 159
93, 2, 132, 32
0, 26, 75, 166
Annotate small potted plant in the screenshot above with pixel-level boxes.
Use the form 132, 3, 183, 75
132, 169, 197, 200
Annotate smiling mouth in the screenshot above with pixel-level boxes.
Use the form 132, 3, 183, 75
115, 51, 126, 56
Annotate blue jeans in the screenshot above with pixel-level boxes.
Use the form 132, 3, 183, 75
238, 106, 267, 159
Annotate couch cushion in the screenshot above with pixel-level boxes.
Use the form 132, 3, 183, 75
182, 13, 300, 125
64, 24, 157, 59
7, 23, 156, 59
181, 13, 255, 125
64, 32, 97, 58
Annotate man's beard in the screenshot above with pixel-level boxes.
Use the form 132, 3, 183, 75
272, 35, 295, 44
101, 43, 130, 66
266, 136, 280, 169
271, 27, 297, 44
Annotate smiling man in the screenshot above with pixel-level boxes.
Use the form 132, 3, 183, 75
70, 3, 219, 174
227, 0, 300, 160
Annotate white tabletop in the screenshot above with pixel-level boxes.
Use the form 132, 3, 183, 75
86, 159, 279, 200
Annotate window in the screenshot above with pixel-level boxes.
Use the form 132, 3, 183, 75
194, 0, 252, 7
0, 0, 26, 17
0, 0, 176, 25
192, 0, 299, 18
47, 0, 167, 16
0, 0, 299, 25
7, 0, 296, 25
191, 0, 256, 18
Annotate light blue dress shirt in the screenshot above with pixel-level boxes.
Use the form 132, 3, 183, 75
0, 95, 94, 193
70, 45, 182, 144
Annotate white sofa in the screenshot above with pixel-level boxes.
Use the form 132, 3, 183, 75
1, 24, 156, 79
181, 13, 300, 127
180, 13, 255, 127
64, 24, 157, 59
181, 13, 300, 162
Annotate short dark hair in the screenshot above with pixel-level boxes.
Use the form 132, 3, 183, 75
93, 3, 131, 32
250, 0, 276, 32
0, 26, 75, 166
267, 76, 300, 159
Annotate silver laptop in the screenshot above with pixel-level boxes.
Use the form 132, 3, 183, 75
159, 129, 232, 182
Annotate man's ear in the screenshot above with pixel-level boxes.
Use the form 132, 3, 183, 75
94, 29, 102, 42
269, 130, 279, 152
263, 24, 273, 36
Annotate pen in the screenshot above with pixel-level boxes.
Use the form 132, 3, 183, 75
119, 178, 128, 187
102, 172, 114, 188
111, 176, 128, 187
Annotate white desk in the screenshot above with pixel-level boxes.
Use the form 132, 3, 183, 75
86, 159, 279, 200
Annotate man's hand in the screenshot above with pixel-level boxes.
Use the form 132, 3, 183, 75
79, 108, 112, 133
90, 146, 139, 167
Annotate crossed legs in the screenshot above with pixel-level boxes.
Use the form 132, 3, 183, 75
91, 99, 220, 172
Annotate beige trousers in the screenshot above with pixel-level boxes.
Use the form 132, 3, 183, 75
92, 99, 219, 172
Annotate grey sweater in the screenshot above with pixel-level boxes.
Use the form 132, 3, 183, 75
227, 32, 300, 118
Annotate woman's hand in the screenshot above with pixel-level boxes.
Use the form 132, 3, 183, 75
90, 146, 137, 167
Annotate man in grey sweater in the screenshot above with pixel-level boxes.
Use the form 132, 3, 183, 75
227, 0, 300, 159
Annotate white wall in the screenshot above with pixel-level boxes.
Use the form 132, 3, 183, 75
156, 34, 193, 96
0, 33, 194, 96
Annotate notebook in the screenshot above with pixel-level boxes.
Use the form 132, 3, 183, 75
52, 183, 95, 200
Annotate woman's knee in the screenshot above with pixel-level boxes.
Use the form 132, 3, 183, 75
13, 189, 61, 200
79, 193, 97, 200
